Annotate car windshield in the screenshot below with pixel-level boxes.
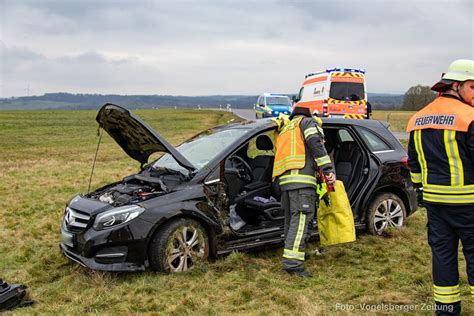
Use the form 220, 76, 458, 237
266, 96, 291, 106
152, 128, 251, 173
329, 82, 365, 101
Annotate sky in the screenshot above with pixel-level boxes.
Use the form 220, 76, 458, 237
0, 0, 473, 97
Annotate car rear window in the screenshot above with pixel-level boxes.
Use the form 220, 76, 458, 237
329, 82, 365, 101
356, 127, 392, 152
266, 96, 291, 106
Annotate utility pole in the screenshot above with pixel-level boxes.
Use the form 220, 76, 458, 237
25, 85, 31, 97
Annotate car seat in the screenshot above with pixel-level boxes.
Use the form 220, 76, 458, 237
250, 135, 274, 183
243, 181, 283, 220
335, 141, 362, 196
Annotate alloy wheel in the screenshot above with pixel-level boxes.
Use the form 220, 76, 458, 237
373, 198, 404, 234
166, 225, 206, 272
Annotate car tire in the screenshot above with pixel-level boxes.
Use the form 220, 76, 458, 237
366, 193, 406, 235
149, 218, 209, 272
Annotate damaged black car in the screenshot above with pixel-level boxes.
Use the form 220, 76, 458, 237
60, 103, 417, 272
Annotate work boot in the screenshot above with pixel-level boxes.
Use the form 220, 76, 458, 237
283, 269, 313, 278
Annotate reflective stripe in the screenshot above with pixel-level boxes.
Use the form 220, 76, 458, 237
433, 284, 460, 294
303, 127, 318, 139
444, 130, 464, 186
280, 175, 317, 187
424, 192, 474, 204
315, 155, 331, 167
283, 249, 305, 261
424, 183, 474, 194
293, 213, 306, 253
433, 293, 461, 304
273, 156, 306, 175
414, 130, 428, 184
280, 179, 317, 187
410, 172, 422, 183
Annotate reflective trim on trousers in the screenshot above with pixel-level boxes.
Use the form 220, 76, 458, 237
283, 249, 305, 261
433, 284, 461, 304
293, 212, 306, 253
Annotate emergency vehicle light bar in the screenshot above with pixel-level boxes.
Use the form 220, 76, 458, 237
326, 67, 366, 74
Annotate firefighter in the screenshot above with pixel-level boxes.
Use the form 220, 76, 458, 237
406, 59, 474, 315
272, 106, 336, 277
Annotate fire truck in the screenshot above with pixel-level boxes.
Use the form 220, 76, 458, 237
293, 67, 370, 119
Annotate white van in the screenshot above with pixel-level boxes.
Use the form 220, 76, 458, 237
293, 67, 370, 119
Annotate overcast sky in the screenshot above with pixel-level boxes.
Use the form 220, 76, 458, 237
0, 0, 472, 97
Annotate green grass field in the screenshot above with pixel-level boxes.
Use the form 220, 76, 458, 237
0, 109, 472, 314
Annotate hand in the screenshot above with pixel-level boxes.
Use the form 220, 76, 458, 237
325, 172, 336, 185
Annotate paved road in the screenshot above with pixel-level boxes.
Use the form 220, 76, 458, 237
232, 108, 408, 140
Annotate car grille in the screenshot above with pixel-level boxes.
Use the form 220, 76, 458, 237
64, 207, 91, 232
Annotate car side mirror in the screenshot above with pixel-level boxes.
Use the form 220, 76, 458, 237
292, 95, 300, 103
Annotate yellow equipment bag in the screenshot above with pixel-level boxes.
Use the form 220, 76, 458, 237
317, 180, 356, 246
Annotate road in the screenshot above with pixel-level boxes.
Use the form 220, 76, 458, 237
232, 108, 408, 140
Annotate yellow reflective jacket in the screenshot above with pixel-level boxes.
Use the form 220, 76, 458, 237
272, 116, 306, 178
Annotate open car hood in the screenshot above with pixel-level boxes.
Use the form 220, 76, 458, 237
96, 103, 196, 171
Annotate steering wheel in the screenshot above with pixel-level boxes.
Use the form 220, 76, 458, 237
229, 156, 253, 184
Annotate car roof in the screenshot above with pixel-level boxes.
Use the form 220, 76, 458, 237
217, 117, 389, 132
262, 93, 290, 98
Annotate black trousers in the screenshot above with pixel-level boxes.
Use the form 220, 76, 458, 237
426, 203, 474, 315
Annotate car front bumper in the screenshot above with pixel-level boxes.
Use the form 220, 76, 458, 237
60, 216, 154, 272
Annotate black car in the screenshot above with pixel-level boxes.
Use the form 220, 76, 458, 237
60, 104, 417, 272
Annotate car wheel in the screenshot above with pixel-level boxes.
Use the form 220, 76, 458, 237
366, 193, 406, 235
149, 218, 209, 272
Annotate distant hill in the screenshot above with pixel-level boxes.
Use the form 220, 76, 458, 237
0, 92, 403, 110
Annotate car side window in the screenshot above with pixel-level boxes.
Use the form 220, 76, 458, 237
247, 130, 276, 159
357, 127, 392, 152
258, 97, 265, 107
298, 87, 304, 101
337, 129, 354, 142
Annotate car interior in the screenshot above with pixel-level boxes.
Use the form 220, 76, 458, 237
224, 126, 365, 235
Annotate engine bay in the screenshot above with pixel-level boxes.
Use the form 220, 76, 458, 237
86, 167, 188, 206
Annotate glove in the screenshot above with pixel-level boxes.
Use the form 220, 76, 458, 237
416, 187, 424, 207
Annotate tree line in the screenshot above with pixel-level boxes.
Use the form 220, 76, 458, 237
401, 85, 437, 110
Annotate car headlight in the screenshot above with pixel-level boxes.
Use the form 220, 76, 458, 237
93, 205, 145, 230
266, 110, 272, 114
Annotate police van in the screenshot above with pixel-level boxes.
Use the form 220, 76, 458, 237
255, 93, 292, 119
293, 68, 370, 119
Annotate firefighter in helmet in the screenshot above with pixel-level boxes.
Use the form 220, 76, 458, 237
407, 59, 474, 315
272, 105, 336, 277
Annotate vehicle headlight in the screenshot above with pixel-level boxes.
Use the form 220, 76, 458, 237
93, 205, 145, 230
266, 110, 272, 114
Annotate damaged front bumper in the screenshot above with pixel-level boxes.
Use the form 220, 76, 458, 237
59, 207, 154, 272
60, 242, 145, 272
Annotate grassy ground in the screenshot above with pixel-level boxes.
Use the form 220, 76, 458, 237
371, 110, 415, 132
0, 109, 472, 315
